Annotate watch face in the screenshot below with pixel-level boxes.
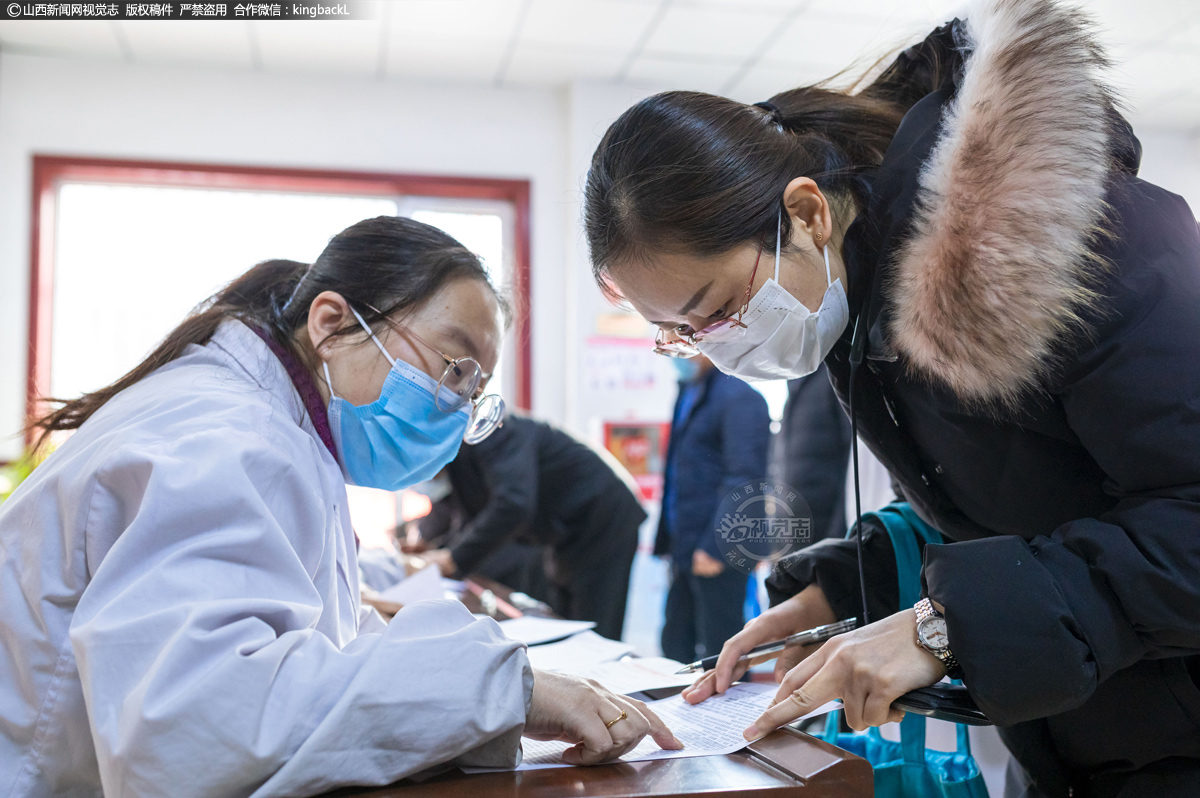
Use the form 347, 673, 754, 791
917, 617, 949, 651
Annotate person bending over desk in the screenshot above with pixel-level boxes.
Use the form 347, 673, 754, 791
582, 0, 1200, 794
0, 217, 679, 798
411, 413, 647, 641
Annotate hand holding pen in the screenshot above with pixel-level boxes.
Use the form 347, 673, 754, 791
675, 618, 857, 675
682, 584, 841, 705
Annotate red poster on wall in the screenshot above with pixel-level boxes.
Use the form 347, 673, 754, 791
603, 421, 672, 502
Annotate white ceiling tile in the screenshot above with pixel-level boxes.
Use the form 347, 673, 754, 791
641, 4, 792, 60
625, 55, 741, 93
0, 20, 123, 60
724, 60, 837, 103
1112, 50, 1200, 112
761, 10, 931, 73
803, 0, 946, 25
389, 0, 525, 42
254, 20, 381, 77
386, 35, 506, 85
117, 21, 253, 69
1082, 0, 1200, 46
1158, 17, 1200, 50
1131, 91, 1200, 130
505, 44, 626, 85
521, 0, 659, 51
675, 0, 807, 9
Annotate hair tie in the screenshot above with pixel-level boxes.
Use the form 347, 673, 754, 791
752, 101, 785, 131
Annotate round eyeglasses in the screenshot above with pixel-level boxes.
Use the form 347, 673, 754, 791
365, 305, 505, 445
652, 239, 765, 359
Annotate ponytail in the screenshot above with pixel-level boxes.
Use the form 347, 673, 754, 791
584, 19, 966, 287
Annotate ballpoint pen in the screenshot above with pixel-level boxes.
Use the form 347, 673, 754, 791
673, 618, 858, 674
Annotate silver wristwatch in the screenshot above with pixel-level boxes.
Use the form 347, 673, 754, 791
914, 597, 962, 678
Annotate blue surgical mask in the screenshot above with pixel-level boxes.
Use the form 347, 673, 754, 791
670, 358, 700, 382
322, 313, 470, 491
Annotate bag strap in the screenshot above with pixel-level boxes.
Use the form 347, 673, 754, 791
862, 503, 943, 608
851, 504, 965, 762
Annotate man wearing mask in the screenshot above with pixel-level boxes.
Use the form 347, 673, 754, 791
657, 355, 771, 664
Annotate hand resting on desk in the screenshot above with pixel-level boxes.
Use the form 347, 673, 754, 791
525, 669, 685, 765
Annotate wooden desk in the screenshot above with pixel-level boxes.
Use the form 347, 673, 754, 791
334, 577, 872, 796
327, 724, 871, 797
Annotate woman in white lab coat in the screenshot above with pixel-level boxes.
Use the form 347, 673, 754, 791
0, 216, 679, 798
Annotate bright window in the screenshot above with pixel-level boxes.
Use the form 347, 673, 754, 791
35, 158, 528, 550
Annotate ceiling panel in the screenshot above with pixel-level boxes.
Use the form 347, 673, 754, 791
1082, 0, 1200, 47
117, 21, 253, 69
255, 20, 382, 77
625, 54, 741, 93
505, 44, 627, 86
761, 10, 932, 74
385, 35, 506, 85
389, 0, 526, 42
724, 60, 838, 103
520, 0, 659, 51
674, 0, 807, 9
803, 0, 947, 25
1134, 90, 1200, 129
1159, 17, 1200, 50
1113, 50, 1200, 111
640, 4, 792, 61
0, 1, 1196, 130
0, 20, 124, 60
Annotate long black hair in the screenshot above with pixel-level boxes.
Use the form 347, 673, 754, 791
584, 22, 964, 296
32, 215, 507, 449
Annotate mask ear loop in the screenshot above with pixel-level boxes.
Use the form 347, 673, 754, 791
823, 240, 832, 288
348, 306, 397, 367
321, 361, 338, 400
774, 208, 782, 283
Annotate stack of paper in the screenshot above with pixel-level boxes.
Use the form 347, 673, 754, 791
375, 565, 446, 605
525, 630, 634, 671
497, 617, 596, 645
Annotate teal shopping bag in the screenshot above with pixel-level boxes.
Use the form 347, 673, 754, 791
820, 503, 990, 798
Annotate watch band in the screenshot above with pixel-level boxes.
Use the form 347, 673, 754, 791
914, 598, 963, 679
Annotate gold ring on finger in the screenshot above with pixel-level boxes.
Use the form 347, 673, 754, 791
605, 709, 628, 729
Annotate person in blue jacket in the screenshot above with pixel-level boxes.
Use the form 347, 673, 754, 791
656, 354, 771, 664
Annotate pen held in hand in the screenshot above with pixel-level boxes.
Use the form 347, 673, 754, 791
674, 618, 857, 674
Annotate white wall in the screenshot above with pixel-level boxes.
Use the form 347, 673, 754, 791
1, 53, 1198, 462
1134, 127, 1200, 213
0, 52, 572, 460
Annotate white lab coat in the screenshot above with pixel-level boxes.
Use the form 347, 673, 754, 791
0, 320, 532, 798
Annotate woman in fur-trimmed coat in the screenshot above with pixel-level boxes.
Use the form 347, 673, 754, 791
583, 0, 1200, 794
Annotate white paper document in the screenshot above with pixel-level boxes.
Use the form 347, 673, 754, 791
525, 630, 635, 672
563, 656, 698, 695
464, 682, 841, 772
375, 564, 445, 605
498, 617, 596, 645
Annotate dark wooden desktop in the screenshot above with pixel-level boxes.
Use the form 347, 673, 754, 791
327, 576, 872, 798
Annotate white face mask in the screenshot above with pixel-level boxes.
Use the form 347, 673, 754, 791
695, 210, 850, 383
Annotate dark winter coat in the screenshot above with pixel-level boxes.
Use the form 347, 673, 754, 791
425, 414, 646, 575
766, 2, 1200, 795
654, 368, 771, 562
